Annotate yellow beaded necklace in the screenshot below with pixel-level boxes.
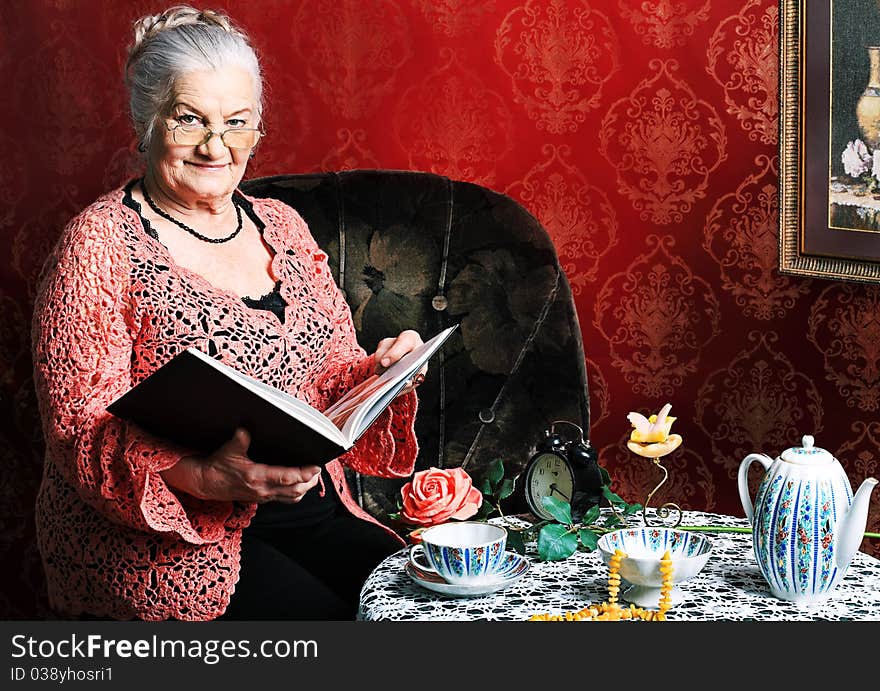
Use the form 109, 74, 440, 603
528, 549, 674, 622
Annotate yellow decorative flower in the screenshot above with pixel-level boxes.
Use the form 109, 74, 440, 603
626, 403, 682, 458
627, 403, 676, 443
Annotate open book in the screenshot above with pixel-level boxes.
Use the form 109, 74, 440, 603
106, 324, 458, 467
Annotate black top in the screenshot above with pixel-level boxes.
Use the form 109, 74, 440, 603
122, 179, 339, 527
242, 280, 286, 324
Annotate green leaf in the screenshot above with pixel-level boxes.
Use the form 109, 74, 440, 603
473, 502, 494, 520
498, 477, 517, 500
581, 505, 601, 525
388, 511, 401, 521
506, 529, 526, 555
527, 519, 552, 532
479, 479, 493, 496
602, 485, 626, 505
606, 512, 624, 527
599, 466, 612, 485
541, 496, 573, 525
537, 524, 578, 561
578, 528, 599, 551
486, 458, 505, 488
623, 503, 643, 515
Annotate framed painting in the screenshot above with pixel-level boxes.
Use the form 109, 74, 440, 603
779, 0, 880, 282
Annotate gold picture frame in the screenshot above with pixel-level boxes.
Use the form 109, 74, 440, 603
779, 0, 880, 283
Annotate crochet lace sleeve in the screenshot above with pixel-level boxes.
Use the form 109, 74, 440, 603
270, 200, 419, 479
31, 208, 232, 545
317, 320, 419, 480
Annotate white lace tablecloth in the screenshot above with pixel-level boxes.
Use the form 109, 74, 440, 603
357, 511, 880, 621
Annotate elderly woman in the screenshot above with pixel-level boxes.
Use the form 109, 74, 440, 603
31, 6, 423, 621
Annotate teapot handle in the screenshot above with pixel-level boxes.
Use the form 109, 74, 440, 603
738, 453, 773, 525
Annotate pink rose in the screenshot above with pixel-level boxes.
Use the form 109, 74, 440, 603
399, 467, 483, 527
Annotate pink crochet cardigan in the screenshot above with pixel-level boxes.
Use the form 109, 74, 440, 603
31, 181, 418, 621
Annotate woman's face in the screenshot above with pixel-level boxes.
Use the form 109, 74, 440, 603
146, 65, 259, 205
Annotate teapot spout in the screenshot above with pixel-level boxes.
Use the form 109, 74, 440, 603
836, 477, 879, 571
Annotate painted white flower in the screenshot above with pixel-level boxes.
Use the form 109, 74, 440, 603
871, 150, 880, 181
842, 139, 872, 177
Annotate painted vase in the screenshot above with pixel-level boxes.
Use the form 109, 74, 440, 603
856, 46, 880, 149
738, 435, 877, 604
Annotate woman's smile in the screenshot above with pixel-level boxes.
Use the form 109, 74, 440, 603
186, 161, 231, 172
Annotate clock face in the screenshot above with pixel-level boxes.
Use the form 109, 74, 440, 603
525, 452, 575, 520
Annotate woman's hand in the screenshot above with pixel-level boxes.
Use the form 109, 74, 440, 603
160, 428, 322, 503
373, 329, 427, 394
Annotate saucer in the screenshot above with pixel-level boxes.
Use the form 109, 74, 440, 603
405, 551, 530, 597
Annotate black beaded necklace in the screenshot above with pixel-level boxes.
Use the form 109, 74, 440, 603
140, 179, 243, 244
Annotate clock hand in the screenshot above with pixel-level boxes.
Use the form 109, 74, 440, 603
549, 483, 571, 502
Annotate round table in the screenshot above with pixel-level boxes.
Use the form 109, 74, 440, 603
357, 511, 880, 621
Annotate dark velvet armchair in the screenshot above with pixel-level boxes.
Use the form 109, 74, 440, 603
240, 170, 591, 523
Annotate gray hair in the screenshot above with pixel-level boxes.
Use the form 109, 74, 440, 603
125, 5, 263, 150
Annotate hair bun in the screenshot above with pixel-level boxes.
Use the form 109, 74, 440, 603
128, 5, 246, 62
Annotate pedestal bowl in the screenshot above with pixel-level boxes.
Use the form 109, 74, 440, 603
597, 527, 712, 609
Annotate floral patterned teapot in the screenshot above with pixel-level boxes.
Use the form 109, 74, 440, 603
738, 435, 877, 604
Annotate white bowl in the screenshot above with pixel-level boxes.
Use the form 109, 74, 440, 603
597, 527, 712, 608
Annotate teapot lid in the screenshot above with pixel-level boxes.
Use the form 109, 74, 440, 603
781, 435, 834, 465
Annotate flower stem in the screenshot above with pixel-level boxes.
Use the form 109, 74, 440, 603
680, 525, 880, 539
678, 525, 751, 534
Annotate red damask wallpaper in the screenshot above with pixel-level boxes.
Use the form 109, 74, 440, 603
2, 0, 878, 618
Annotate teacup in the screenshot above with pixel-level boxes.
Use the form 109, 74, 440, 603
408, 521, 507, 585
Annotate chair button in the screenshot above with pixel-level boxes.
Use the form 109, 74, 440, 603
431, 295, 448, 311
479, 409, 495, 423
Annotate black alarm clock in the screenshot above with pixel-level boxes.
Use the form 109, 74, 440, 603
524, 421, 603, 522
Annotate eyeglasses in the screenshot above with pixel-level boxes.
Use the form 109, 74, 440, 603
164, 121, 264, 149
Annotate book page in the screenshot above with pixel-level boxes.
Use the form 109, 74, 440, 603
324, 324, 458, 439
329, 373, 410, 436
340, 376, 411, 442
321, 374, 384, 424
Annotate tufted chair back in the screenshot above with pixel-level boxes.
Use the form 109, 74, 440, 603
240, 170, 591, 522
